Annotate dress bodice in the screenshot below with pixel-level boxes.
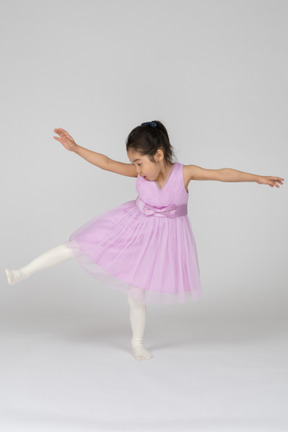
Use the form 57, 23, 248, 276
136, 162, 189, 208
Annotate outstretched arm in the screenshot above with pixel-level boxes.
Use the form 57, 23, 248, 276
220, 168, 284, 188
53, 128, 110, 170
53, 128, 137, 177
187, 165, 284, 188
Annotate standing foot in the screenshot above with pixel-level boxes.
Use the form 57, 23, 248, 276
131, 339, 153, 360
4, 268, 29, 285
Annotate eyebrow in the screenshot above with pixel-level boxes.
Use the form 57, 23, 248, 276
131, 158, 141, 163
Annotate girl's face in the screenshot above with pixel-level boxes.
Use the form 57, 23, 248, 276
127, 149, 167, 181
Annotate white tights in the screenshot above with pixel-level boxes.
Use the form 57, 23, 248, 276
5, 243, 152, 360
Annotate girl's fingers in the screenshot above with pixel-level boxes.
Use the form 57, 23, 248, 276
54, 128, 74, 143
60, 130, 72, 140
54, 128, 68, 137
267, 177, 284, 187
53, 136, 67, 145
54, 128, 64, 135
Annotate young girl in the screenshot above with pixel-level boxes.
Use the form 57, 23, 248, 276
4, 120, 284, 361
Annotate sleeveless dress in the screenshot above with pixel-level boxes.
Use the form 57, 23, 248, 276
65, 162, 202, 305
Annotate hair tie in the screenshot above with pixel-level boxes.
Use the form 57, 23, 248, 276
141, 121, 157, 128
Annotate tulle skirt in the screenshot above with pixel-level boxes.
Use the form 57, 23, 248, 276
65, 199, 202, 305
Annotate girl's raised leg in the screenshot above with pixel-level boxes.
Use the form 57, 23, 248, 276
5, 243, 81, 285
127, 295, 153, 360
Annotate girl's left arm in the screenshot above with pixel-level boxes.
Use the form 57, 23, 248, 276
188, 165, 284, 188
220, 168, 284, 188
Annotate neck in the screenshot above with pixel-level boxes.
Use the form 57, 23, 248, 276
156, 162, 174, 182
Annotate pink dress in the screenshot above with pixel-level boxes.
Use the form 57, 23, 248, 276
65, 162, 202, 305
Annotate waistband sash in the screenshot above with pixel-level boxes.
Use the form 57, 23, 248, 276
136, 196, 187, 218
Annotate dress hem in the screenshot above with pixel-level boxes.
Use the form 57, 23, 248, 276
65, 239, 202, 306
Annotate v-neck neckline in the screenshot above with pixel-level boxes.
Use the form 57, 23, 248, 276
153, 163, 176, 191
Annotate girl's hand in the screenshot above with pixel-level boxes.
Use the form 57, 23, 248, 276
53, 128, 78, 152
257, 175, 284, 188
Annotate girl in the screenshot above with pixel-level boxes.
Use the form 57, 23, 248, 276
4, 121, 284, 361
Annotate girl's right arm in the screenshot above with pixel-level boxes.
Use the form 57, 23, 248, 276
53, 128, 137, 177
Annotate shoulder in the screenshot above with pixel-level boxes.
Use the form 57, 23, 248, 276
180, 164, 191, 191
183, 164, 197, 180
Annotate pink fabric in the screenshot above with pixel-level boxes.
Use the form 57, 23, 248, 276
135, 196, 188, 218
65, 162, 202, 305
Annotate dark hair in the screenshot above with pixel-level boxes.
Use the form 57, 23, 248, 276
126, 120, 177, 166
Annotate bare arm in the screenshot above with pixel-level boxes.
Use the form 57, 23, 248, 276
74, 147, 137, 176
220, 168, 260, 182
53, 128, 137, 177
187, 165, 284, 188
74, 145, 110, 170
218, 168, 284, 187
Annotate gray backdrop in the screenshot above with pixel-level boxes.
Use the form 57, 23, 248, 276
0, 1, 287, 431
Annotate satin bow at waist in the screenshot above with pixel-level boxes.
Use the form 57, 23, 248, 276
135, 197, 187, 218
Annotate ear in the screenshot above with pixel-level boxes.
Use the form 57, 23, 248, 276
155, 149, 164, 161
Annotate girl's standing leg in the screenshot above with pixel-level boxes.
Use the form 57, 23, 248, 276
127, 295, 153, 360
5, 243, 81, 285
